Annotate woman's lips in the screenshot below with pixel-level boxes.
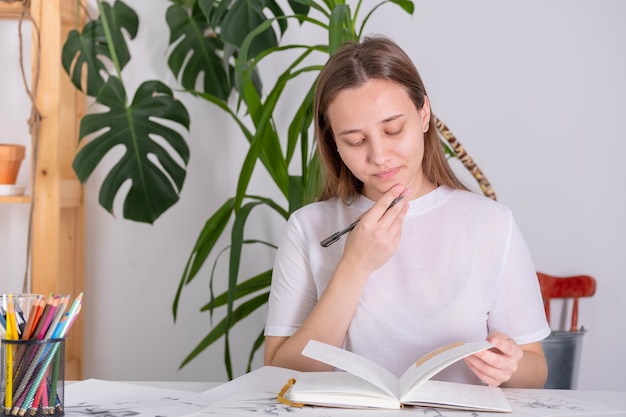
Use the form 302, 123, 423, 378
375, 167, 400, 180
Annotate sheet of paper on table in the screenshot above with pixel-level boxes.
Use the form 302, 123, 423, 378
64, 379, 212, 417
503, 390, 625, 417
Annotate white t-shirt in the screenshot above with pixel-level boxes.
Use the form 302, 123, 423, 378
265, 186, 550, 383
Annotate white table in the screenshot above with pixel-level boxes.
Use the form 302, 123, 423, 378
66, 380, 626, 416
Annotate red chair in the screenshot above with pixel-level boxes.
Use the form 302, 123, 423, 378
537, 272, 597, 331
537, 272, 597, 389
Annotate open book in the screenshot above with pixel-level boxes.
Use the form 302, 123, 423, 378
283, 339, 512, 412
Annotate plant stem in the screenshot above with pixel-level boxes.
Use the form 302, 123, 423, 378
98, 0, 126, 103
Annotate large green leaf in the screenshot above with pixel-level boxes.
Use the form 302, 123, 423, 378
197, 0, 229, 28
328, 4, 355, 54
220, 0, 281, 58
287, 0, 311, 20
61, 1, 138, 96
73, 77, 190, 224
166, 3, 232, 100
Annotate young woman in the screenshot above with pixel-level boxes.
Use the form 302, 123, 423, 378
264, 36, 550, 388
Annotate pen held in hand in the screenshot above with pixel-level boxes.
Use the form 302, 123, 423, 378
320, 196, 405, 247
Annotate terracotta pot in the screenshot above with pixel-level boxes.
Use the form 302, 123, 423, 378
0, 144, 26, 184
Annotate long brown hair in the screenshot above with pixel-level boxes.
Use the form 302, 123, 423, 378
314, 36, 467, 203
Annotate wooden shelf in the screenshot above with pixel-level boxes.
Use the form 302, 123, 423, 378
0, 2, 24, 20
0, 195, 31, 204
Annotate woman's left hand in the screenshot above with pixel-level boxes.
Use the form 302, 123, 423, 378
464, 331, 524, 387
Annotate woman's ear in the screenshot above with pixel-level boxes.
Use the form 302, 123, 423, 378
420, 96, 432, 130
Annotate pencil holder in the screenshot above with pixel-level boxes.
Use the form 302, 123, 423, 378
0, 338, 65, 416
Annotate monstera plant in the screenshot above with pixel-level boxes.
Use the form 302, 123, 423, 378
62, 0, 417, 378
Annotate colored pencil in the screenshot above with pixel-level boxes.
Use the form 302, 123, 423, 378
21, 295, 44, 340
4, 295, 16, 412
44, 295, 69, 340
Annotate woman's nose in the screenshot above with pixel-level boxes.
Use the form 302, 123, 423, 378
367, 138, 389, 165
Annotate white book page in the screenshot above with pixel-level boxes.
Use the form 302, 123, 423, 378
401, 380, 512, 412
399, 340, 492, 395
301, 340, 400, 399
290, 372, 401, 409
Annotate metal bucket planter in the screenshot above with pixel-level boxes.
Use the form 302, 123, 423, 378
541, 330, 586, 389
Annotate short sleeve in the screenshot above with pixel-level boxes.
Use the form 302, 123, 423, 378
264, 213, 318, 337
488, 213, 551, 345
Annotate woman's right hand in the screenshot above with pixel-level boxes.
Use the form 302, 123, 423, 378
340, 185, 411, 276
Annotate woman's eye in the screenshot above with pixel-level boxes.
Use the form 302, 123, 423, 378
386, 127, 403, 136
349, 139, 365, 146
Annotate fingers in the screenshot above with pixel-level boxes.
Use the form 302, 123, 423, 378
353, 185, 409, 241
464, 354, 512, 387
465, 333, 523, 387
488, 332, 523, 362
364, 185, 411, 223
380, 185, 411, 214
359, 186, 410, 241
341, 186, 410, 273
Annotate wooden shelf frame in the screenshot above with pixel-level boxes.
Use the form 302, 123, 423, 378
0, 195, 31, 204
0, 1, 24, 20
1, 0, 86, 380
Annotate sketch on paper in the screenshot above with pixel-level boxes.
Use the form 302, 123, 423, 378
504, 390, 622, 416
408, 410, 480, 417
64, 379, 208, 417
65, 403, 141, 417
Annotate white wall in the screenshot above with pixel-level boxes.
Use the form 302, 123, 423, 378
0, 18, 31, 293
1, 0, 624, 389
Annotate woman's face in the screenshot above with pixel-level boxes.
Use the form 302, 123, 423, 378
327, 78, 431, 201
